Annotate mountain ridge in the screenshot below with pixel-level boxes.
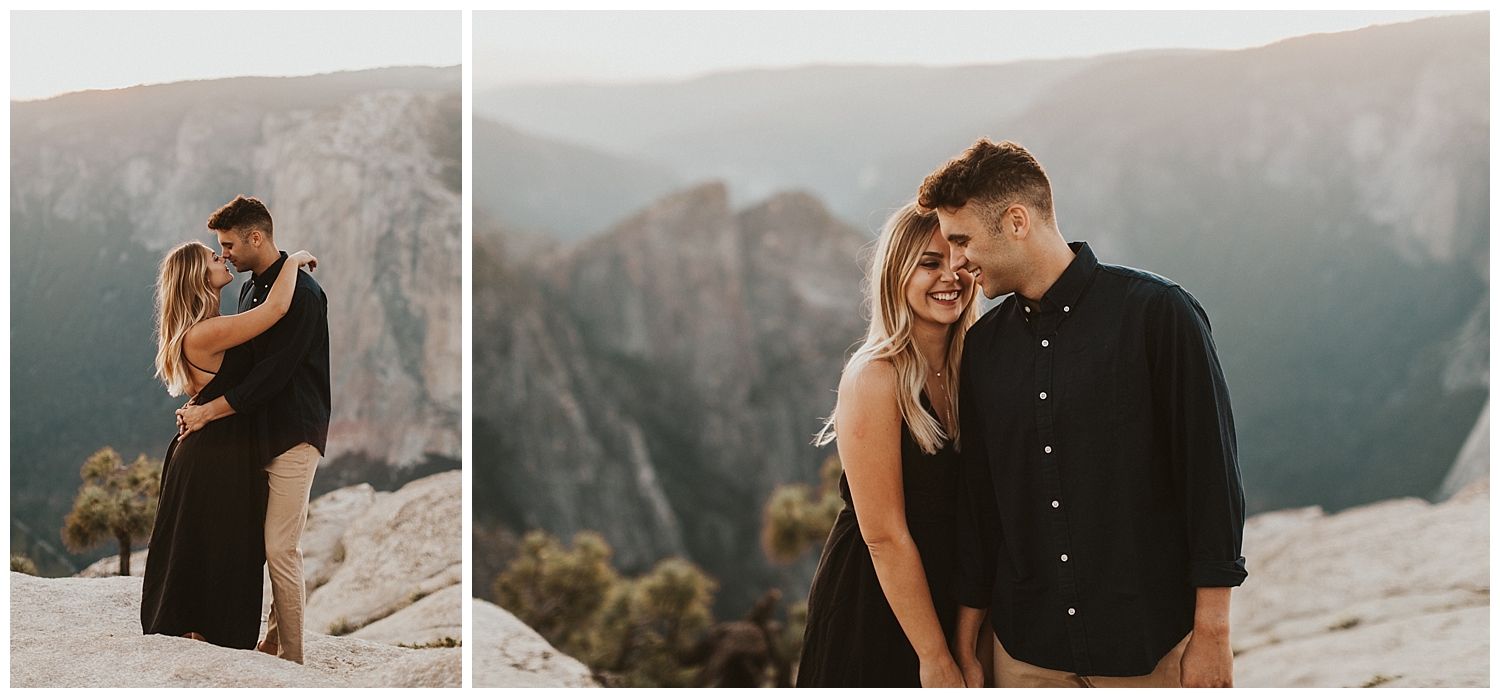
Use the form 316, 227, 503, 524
11, 66, 462, 573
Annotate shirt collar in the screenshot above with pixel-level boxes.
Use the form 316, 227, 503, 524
1015, 241, 1097, 318
1042, 241, 1097, 313
251, 251, 289, 287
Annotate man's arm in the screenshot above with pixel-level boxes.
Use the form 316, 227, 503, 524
178, 281, 322, 434
1149, 286, 1245, 687
1181, 586, 1234, 687
177, 396, 236, 436
953, 605, 989, 688
951, 340, 1000, 688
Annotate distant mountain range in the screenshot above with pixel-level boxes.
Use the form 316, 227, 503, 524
475, 184, 868, 612
11, 66, 462, 573
473, 118, 679, 242
473, 14, 1488, 618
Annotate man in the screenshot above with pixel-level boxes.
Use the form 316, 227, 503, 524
178, 195, 331, 665
920, 139, 1245, 687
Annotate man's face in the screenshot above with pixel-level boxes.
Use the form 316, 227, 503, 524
216, 228, 260, 273
938, 204, 1013, 299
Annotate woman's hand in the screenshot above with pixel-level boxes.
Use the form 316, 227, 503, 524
289, 250, 317, 272
919, 652, 967, 688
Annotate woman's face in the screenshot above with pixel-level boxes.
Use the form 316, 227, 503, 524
204, 248, 234, 290
904, 228, 974, 328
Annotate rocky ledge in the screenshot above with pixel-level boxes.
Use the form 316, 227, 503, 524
19, 471, 463, 687
9, 573, 459, 687
1232, 478, 1489, 687
472, 598, 597, 687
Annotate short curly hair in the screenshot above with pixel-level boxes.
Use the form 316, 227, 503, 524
917, 138, 1054, 230
206, 195, 274, 240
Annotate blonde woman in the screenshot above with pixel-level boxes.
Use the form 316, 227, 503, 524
140, 240, 315, 650
797, 203, 980, 687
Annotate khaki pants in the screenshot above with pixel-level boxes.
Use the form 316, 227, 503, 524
264, 442, 320, 664
994, 632, 1190, 687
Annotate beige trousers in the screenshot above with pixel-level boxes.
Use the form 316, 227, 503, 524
994, 631, 1190, 687
263, 442, 320, 664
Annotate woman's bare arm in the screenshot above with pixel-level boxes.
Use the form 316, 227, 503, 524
184, 250, 316, 358
837, 359, 964, 687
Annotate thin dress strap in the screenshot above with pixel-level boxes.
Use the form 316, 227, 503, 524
184, 350, 218, 376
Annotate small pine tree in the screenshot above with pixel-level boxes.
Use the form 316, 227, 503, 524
761, 455, 844, 564
60, 447, 161, 576
492, 529, 721, 687
590, 557, 719, 687
493, 529, 619, 655
11, 554, 39, 575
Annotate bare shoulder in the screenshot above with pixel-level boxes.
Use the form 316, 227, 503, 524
840, 357, 897, 394
180, 317, 217, 357
838, 358, 900, 422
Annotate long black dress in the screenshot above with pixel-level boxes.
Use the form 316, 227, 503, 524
796, 393, 960, 687
140, 343, 269, 649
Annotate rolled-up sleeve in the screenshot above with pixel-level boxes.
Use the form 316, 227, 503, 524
223, 284, 322, 416
953, 338, 1003, 608
1149, 286, 1248, 588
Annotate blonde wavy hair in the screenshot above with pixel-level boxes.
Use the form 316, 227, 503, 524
815, 202, 981, 454
154, 241, 220, 397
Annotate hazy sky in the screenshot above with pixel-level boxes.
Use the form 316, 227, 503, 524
11, 11, 461, 101
475, 10, 1471, 91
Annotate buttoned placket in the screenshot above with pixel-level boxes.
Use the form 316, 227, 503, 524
1028, 298, 1092, 675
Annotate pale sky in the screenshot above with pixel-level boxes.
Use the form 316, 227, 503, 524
11, 11, 461, 101
475, 10, 1474, 91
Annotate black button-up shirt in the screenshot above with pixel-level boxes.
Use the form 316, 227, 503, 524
224, 251, 332, 464
955, 241, 1246, 677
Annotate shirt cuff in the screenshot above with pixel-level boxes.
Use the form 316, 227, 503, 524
222, 390, 245, 415
1189, 557, 1248, 587
953, 576, 993, 609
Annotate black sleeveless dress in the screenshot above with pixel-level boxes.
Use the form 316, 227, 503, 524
796, 394, 960, 687
140, 343, 269, 649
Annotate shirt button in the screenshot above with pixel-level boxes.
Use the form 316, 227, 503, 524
1064, 306, 1070, 312
1024, 306, 1031, 313
1052, 500, 1060, 508
1068, 608, 1076, 616
1041, 339, 1049, 347
1039, 392, 1048, 400
1061, 554, 1069, 562
1044, 446, 1052, 453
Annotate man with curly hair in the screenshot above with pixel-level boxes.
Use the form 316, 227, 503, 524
177, 194, 331, 665
921, 139, 1245, 688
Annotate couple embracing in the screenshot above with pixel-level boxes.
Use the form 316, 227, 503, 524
140, 195, 331, 665
797, 140, 1246, 688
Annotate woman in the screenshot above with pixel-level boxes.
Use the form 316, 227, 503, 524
797, 203, 980, 687
140, 241, 316, 649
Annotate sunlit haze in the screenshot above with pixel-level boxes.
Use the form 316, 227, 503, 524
475, 10, 1470, 91
11, 11, 461, 101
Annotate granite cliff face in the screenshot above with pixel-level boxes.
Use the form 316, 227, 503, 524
474, 15, 1488, 532
474, 183, 868, 609
11, 67, 461, 573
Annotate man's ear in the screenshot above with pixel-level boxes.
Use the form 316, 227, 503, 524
1006, 205, 1032, 241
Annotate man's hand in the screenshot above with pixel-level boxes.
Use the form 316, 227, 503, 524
175, 396, 236, 438
952, 605, 988, 687
1180, 631, 1233, 687
955, 649, 985, 688
1181, 586, 1234, 687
